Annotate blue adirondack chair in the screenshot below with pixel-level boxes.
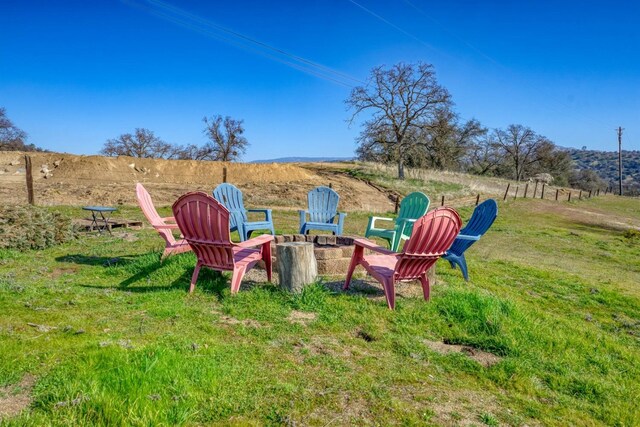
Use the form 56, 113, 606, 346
442, 198, 498, 281
364, 191, 430, 252
299, 186, 346, 235
213, 183, 275, 241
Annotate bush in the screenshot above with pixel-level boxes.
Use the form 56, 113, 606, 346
0, 205, 76, 250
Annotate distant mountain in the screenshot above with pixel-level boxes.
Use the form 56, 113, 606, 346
251, 156, 354, 164
569, 148, 640, 195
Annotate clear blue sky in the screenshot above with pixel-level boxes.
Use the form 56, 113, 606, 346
1, 0, 638, 161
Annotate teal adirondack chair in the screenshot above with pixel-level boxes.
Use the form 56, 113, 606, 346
364, 192, 430, 251
299, 186, 346, 235
213, 183, 275, 241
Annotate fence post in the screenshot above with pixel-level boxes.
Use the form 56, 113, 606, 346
523, 183, 529, 198
555, 189, 559, 201
568, 192, 571, 202
222, 166, 227, 183
514, 186, 519, 199
596, 189, 600, 196
533, 181, 538, 198
503, 183, 510, 201
588, 190, 592, 198
394, 195, 399, 214
475, 194, 480, 206
541, 183, 545, 199
441, 195, 445, 206
25, 155, 34, 205
579, 190, 582, 200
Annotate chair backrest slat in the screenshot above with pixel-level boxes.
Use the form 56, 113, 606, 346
449, 199, 498, 256
136, 183, 177, 245
308, 186, 339, 223
213, 183, 248, 229
397, 192, 430, 221
395, 207, 461, 280
172, 192, 235, 269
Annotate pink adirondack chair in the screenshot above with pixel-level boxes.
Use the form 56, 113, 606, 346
344, 207, 462, 310
136, 183, 191, 259
171, 192, 273, 293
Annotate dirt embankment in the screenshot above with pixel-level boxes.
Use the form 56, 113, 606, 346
0, 152, 393, 212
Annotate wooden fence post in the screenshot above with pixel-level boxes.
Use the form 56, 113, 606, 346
568, 192, 571, 202
588, 190, 592, 198
503, 183, 510, 201
541, 183, 545, 199
579, 190, 582, 200
555, 189, 559, 201
514, 186, 519, 199
533, 181, 538, 198
394, 195, 399, 214
523, 183, 529, 198
475, 194, 480, 206
596, 189, 600, 196
25, 155, 34, 205
441, 195, 445, 206
222, 166, 227, 183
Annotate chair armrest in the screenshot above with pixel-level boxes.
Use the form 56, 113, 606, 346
456, 234, 481, 241
236, 234, 274, 248
161, 216, 177, 223
154, 223, 180, 229
354, 238, 397, 255
247, 208, 272, 221
369, 216, 392, 229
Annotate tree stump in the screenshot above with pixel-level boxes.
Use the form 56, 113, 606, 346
276, 242, 317, 293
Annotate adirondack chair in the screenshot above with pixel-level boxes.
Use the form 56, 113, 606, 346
442, 199, 498, 281
299, 186, 346, 235
136, 183, 191, 259
212, 183, 275, 241
365, 191, 430, 252
172, 192, 273, 294
344, 207, 461, 310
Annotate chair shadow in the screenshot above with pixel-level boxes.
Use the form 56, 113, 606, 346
322, 277, 385, 298
56, 253, 141, 267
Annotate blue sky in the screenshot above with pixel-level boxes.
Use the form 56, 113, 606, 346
1, 0, 638, 161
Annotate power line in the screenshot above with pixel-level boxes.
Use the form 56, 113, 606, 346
123, 0, 364, 87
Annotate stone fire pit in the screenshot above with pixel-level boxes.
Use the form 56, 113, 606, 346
270, 235, 356, 276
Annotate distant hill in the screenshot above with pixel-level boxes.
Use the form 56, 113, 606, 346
569, 148, 640, 195
251, 156, 353, 164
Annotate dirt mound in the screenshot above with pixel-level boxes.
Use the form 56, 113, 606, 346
0, 152, 393, 211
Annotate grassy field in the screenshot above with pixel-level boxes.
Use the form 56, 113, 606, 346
1, 195, 639, 426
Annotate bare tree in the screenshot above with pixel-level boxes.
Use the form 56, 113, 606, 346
0, 107, 34, 151
346, 62, 452, 179
492, 124, 551, 181
101, 128, 176, 158
202, 115, 249, 162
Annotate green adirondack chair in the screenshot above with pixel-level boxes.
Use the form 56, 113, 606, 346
364, 192, 430, 252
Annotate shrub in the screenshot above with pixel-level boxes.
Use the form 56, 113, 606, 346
0, 205, 76, 250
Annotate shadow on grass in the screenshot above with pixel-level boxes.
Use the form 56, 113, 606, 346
322, 277, 384, 297
55, 253, 141, 267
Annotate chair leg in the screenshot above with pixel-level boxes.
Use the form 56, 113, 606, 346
419, 274, 430, 301
189, 262, 202, 293
382, 279, 396, 310
343, 245, 363, 290
458, 255, 469, 282
263, 242, 272, 283
231, 266, 247, 294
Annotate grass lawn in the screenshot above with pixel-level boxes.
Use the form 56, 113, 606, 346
1, 196, 639, 426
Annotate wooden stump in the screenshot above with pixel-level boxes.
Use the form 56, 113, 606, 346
277, 242, 317, 293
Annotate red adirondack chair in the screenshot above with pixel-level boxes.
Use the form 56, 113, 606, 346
344, 207, 462, 310
136, 183, 191, 259
171, 192, 273, 293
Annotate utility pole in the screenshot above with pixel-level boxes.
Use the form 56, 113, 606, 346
617, 127, 623, 196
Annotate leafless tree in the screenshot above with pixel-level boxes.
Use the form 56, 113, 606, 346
346, 62, 451, 179
101, 128, 176, 158
0, 107, 34, 151
492, 124, 552, 181
202, 115, 249, 162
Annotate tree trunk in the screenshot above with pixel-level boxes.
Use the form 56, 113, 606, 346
276, 242, 317, 293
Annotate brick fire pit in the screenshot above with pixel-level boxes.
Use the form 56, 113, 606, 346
270, 235, 356, 276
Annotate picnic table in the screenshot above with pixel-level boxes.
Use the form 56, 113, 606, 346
82, 206, 117, 235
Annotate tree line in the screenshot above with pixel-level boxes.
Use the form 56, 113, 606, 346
346, 62, 578, 187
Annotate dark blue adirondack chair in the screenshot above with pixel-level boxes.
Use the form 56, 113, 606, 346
299, 186, 346, 235
213, 183, 275, 241
442, 198, 498, 281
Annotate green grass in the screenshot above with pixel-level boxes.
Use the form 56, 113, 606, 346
1, 196, 639, 425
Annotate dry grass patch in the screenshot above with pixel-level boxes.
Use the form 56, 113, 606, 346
0, 374, 35, 420
424, 340, 502, 368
